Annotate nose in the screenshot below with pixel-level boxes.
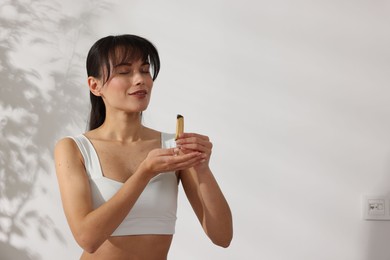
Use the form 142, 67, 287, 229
133, 71, 145, 86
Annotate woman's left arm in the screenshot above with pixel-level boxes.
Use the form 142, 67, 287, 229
176, 133, 233, 248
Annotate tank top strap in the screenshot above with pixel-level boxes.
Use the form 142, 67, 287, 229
67, 134, 103, 179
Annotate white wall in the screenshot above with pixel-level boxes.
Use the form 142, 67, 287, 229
1, 0, 390, 259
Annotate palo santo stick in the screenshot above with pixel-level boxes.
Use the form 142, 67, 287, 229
175, 114, 184, 140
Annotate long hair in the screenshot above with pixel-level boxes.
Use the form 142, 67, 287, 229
86, 34, 160, 130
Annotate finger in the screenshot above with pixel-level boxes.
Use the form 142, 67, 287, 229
172, 154, 206, 171
176, 136, 211, 148
164, 151, 201, 164
179, 143, 209, 154
178, 132, 209, 141
177, 138, 212, 153
155, 147, 181, 156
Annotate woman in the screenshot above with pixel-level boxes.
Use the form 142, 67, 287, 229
54, 34, 233, 259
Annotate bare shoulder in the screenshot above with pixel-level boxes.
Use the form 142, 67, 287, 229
142, 126, 161, 140
54, 136, 84, 173
55, 137, 80, 158
55, 136, 76, 148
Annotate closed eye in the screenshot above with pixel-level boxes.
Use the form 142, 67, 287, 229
114, 62, 150, 75
115, 65, 132, 75
141, 65, 150, 73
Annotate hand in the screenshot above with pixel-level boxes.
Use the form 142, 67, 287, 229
175, 133, 212, 171
140, 147, 205, 178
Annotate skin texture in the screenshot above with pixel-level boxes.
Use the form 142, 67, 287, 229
54, 58, 233, 259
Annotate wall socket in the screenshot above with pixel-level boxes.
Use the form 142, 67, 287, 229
363, 195, 390, 221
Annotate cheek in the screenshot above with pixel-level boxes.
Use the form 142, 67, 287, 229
108, 78, 128, 90
145, 74, 153, 83
146, 78, 154, 88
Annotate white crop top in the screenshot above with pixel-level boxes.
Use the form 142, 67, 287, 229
68, 133, 178, 236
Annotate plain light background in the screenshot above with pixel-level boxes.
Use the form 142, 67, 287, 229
1, 0, 390, 259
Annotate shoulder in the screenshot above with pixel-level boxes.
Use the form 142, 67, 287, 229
55, 136, 76, 150
54, 136, 83, 163
55, 135, 81, 151
142, 126, 173, 140
142, 126, 176, 147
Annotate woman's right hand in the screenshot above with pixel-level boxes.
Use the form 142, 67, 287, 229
140, 147, 206, 177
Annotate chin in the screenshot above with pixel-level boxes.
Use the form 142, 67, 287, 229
132, 105, 149, 113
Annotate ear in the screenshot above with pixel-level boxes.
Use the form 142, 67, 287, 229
88, 76, 103, 96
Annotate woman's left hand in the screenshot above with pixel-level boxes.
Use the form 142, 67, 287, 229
175, 133, 212, 170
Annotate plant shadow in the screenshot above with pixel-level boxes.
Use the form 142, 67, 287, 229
0, 0, 110, 258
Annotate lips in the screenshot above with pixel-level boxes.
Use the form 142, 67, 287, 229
129, 90, 147, 96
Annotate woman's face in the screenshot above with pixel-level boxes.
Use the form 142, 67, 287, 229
98, 58, 154, 114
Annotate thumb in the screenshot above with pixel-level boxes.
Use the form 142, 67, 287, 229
169, 147, 180, 156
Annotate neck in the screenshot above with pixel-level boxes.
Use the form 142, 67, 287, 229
98, 112, 145, 142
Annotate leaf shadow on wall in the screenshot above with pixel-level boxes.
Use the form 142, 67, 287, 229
0, 0, 111, 259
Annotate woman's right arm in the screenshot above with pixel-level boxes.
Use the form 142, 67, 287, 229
54, 138, 203, 253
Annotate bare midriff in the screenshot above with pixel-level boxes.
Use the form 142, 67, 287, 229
80, 234, 173, 260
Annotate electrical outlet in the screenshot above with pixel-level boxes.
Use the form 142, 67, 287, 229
363, 195, 390, 220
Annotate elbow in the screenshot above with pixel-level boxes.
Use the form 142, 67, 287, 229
210, 230, 233, 248
75, 232, 101, 254
212, 235, 233, 248
207, 220, 233, 248
214, 240, 231, 248
82, 244, 99, 254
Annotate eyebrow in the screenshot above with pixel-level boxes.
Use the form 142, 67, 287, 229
114, 62, 131, 68
114, 61, 150, 68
